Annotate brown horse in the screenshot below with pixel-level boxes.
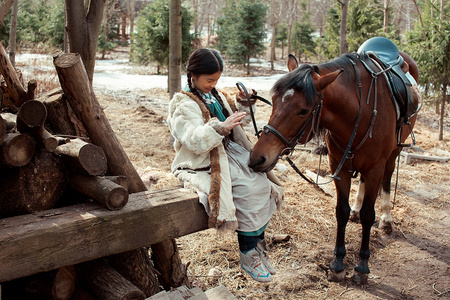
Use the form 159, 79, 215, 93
249, 44, 420, 282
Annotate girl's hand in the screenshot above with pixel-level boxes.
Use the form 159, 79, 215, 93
237, 88, 257, 105
222, 111, 246, 131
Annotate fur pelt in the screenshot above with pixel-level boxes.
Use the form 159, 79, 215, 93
181, 91, 222, 228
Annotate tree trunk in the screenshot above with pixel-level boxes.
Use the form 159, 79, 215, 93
128, 0, 135, 56
383, 0, 390, 33
8, 0, 18, 67
439, 84, 446, 141
65, 0, 106, 85
0, 149, 67, 217
121, 12, 127, 42
339, 0, 349, 55
169, 0, 182, 99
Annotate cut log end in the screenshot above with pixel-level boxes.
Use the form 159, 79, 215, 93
107, 187, 129, 210
17, 100, 47, 128
79, 143, 108, 175
1, 132, 35, 167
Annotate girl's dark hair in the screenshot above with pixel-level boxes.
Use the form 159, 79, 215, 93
186, 49, 229, 120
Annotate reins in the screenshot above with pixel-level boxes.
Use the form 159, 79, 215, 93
236, 81, 318, 185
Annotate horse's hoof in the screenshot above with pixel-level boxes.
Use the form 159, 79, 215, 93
349, 210, 360, 222
352, 271, 369, 284
328, 270, 346, 282
379, 220, 393, 234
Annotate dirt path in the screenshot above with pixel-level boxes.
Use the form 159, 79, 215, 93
97, 83, 449, 299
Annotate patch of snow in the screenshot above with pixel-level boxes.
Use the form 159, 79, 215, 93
15, 54, 284, 93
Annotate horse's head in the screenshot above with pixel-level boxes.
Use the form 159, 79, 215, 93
249, 55, 343, 173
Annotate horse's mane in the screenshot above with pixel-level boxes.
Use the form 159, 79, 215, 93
272, 53, 360, 105
272, 64, 317, 105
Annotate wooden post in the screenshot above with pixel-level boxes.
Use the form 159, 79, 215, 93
0, 114, 6, 144
0, 42, 28, 106
16, 99, 58, 151
53, 52, 188, 293
78, 260, 146, 300
54, 138, 108, 176
53, 53, 146, 192
0, 132, 35, 167
0, 149, 67, 216
69, 174, 129, 211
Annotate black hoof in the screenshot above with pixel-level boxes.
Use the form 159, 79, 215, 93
330, 258, 345, 274
328, 270, 346, 282
352, 271, 369, 284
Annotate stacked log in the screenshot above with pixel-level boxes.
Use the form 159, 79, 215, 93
0, 46, 188, 299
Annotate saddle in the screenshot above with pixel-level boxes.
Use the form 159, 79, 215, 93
357, 37, 420, 126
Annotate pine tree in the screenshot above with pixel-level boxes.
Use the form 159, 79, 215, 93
217, 0, 267, 75
132, 0, 194, 73
291, 21, 316, 62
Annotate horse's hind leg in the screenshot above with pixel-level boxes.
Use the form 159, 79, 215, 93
350, 177, 365, 222
379, 150, 399, 234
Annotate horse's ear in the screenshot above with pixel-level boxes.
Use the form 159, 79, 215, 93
287, 54, 298, 72
313, 68, 344, 91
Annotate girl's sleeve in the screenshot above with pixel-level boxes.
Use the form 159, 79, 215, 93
169, 98, 227, 155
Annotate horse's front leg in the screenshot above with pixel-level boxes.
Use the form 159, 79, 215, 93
329, 171, 352, 281
353, 169, 383, 283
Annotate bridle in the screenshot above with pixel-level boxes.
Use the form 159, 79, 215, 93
262, 96, 323, 158
237, 81, 323, 185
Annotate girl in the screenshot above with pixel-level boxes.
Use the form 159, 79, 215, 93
167, 48, 284, 282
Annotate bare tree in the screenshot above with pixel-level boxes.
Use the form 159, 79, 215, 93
169, 0, 182, 98
338, 0, 349, 55
383, 0, 390, 33
8, 0, 18, 67
438, 0, 446, 141
128, 0, 135, 55
269, 0, 284, 70
286, 0, 300, 56
65, 0, 107, 85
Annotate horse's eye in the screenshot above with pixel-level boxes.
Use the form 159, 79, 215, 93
298, 109, 310, 116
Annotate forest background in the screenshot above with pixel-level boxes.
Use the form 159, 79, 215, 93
0, 0, 448, 138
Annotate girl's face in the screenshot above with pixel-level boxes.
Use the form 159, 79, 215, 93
192, 71, 222, 94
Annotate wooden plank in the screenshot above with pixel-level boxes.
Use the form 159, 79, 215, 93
400, 151, 450, 164
0, 186, 208, 283
204, 284, 237, 299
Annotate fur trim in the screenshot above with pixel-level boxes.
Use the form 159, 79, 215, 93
209, 118, 230, 136
181, 91, 222, 229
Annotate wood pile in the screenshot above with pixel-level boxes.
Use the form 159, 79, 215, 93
0, 44, 188, 299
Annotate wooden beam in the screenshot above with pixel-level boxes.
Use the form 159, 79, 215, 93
0, 186, 207, 283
